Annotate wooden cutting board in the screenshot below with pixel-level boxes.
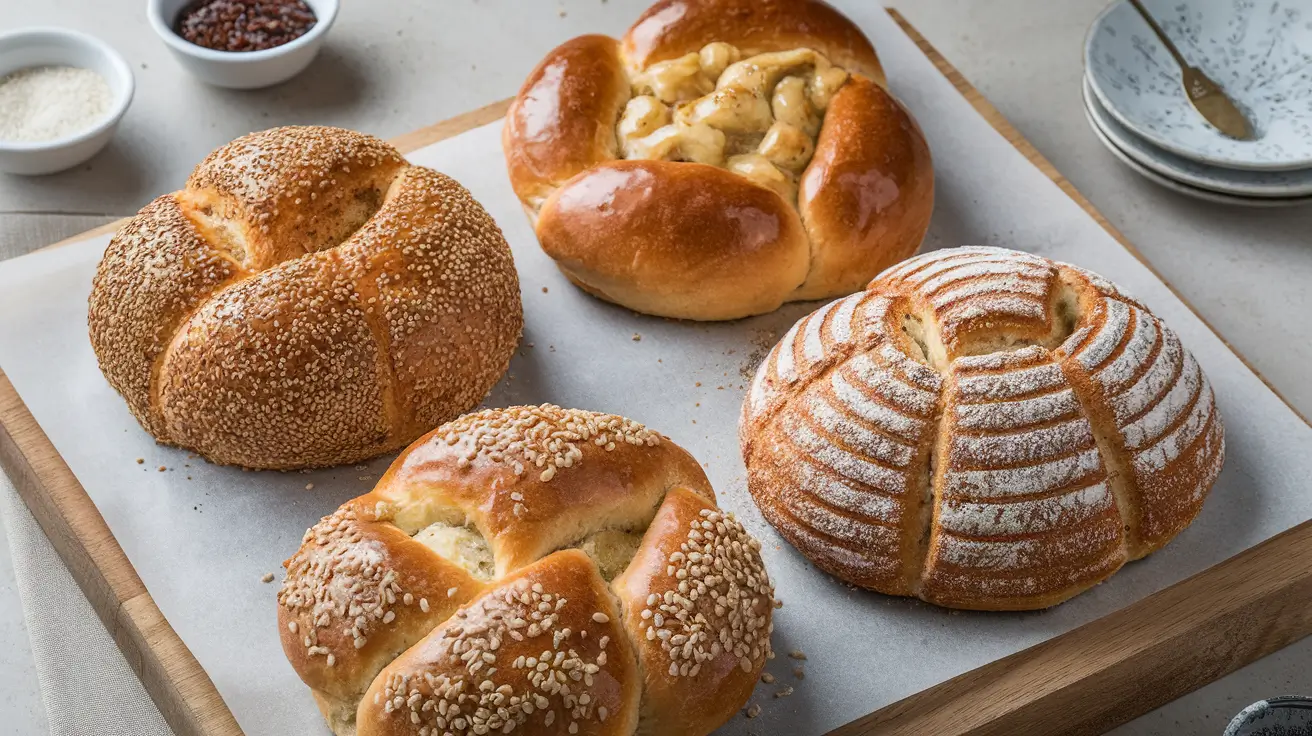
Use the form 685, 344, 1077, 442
2, 10, 1310, 736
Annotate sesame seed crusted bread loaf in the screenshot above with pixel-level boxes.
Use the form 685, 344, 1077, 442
279, 405, 776, 735
88, 126, 522, 470
502, 0, 934, 321
741, 246, 1225, 611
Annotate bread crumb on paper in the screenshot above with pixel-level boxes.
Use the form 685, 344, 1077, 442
261, 572, 275, 583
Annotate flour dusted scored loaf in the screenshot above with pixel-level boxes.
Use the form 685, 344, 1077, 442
88, 126, 522, 470
502, 0, 934, 321
279, 405, 776, 735
741, 247, 1224, 610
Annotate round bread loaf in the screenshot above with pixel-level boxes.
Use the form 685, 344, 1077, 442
279, 405, 776, 735
502, 0, 934, 321
740, 247, 1224, 611
88, 126, 523, 470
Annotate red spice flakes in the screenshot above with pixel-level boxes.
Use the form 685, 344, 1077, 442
176, 0, 317, 53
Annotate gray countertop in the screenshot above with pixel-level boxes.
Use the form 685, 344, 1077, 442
1, 0, 1308, 734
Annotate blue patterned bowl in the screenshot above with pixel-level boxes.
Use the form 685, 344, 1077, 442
1085, 0, 1312, 171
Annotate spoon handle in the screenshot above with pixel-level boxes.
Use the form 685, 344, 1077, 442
1127, 0, 1189, 69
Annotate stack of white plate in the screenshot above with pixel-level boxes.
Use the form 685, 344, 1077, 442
1083, 0, 1312, 207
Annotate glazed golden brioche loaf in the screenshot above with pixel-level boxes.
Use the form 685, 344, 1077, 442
279, 405, 776, 735
503, 0, 934, 321
741, 247, 1224, 611
88, 126, 522, 470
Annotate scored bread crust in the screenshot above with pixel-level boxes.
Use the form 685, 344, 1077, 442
502, 0, 934, 321
740, 246, 1225, 611
279, 405, 775, 736
88, 126, 523, 470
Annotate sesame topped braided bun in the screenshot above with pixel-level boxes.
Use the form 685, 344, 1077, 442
503, 0, 934, 321
88, 126, 522, 470
279, 405, 776, 736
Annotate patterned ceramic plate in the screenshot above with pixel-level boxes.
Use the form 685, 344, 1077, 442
1084, 102, 1312, 206
1085, 0, 1312, 171
1224, 696, 1312, 736
1082, 75, 1312, 196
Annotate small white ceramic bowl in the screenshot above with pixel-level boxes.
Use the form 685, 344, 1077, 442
148, 0, 338, 89
0, 28, 134, 176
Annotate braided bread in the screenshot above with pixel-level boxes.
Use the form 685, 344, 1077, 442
741, 247, 1224, 611
279, 405, 776, 735
88, 126, 522, 470
502, 0, 934, 321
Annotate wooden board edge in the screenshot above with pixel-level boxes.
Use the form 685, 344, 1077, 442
834, 520, 1312, 735
883, 8, 1309, 429
0, 368, 243, 736
42, 99, 513, 253
389, 98, 512, 154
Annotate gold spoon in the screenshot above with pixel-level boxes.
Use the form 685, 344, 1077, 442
1127, 0, 1255, 140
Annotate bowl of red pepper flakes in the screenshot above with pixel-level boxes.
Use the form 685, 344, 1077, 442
147, 0, 338, 89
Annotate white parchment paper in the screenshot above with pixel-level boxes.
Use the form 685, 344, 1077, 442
1, 7, 1309, 735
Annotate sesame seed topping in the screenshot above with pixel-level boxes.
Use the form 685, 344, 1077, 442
436, 404, 660, 482
371, 563, 619, 734
89, 126, 523, 470
640, 507, 774, 679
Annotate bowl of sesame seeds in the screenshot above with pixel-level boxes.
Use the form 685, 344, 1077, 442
0, 28, 134, 176
148, 0, 338, 89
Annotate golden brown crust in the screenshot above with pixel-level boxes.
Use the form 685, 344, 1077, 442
503, 35, 629, 209
612, 487, 773, 734
372, 405, 714, 575
279, 406, 774, 736
795, 76, 934, 300
357, 550, 640, 736
87, 195, 246, 438
622, 0, 884, 82
184, 126, 405, 270
536, 160, 810, 320
278, 501, 486, 709
503, 0, 933, 321
740, 247, 1224, 611
90, 127, 523, 470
